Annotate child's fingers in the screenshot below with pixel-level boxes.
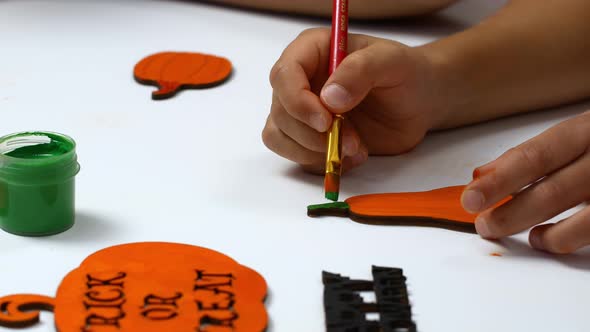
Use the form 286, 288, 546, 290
270, 29, 332, 132
320, 41, 413, 113
529, 206, 590, 254
463, 113, 590, 213
270, 60, 331, 133
304, 144, 368, 175
300, 164, 324, 175
270, 28, 328, 85
474, 152, 590, 239
262, 114, 366, 173
262, 115, 325, 167
341, 120, 362, 157
269, 94, 327, 153
268, 94, 361, 157
342, 144, 369, 172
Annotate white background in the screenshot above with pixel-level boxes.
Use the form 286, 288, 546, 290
1, 0, 590, 331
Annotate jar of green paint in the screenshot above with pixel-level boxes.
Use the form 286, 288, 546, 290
0, 132, 80, 236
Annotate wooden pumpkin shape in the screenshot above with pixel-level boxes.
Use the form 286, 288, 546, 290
0, 242, 268, 332
308, 185, 510, 233
134, 52, 232, 100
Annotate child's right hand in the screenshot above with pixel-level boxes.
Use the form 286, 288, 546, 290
262, 28, 446, 174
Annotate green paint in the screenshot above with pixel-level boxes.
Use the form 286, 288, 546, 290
0, 132, 80, 236
325, 191, 339, 202
307, 201, 349, 218
4, 134, 72, 159
307, 201, 350, 211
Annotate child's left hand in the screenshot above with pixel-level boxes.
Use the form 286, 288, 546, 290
461, 111, 590, 254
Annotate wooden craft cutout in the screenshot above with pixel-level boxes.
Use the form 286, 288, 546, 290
0, 295, 55, 328
0, 242, 268, 332
323, 266, 416, 332
308, 185, 510, 233
134, 52, 232, 100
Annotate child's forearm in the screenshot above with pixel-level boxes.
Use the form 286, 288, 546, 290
202, 0, 457, 19
420, 0, 590, 129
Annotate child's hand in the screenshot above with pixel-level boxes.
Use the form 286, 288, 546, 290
462, 112, 590, 253
262, 28, 444, 174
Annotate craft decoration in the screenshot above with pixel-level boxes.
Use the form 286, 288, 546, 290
0, 242, 268, 332
134, 52, 232, 100
308, 185, 510, 233
323, 266, 416, 332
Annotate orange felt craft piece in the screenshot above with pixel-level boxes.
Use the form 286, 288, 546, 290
308, 185, 510, 233
134, 52, 232, 100
0, 242, 268, 332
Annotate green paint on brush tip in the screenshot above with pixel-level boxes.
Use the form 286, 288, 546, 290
307, 201, 349, 211
325, 191, 339, 202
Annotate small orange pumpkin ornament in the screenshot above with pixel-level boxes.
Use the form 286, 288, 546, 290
134, 52, 232, 100
0, 242, 268, 332
308, 185, 510, 233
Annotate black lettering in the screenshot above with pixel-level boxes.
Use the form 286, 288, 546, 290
86, 272, 126, 289
142, 308, 178, 320
198, 312, 238, 331
85, 312, 125, 328
193, 270, 239, 330
85, 289, 125, 303
195, 270, 234, 281
143, 293, 182, 308
194, 281, 233, 291
141, 292, 182, 321
196, 289, 234, 311
197, 301, 233, 311
83, 299, 126, 310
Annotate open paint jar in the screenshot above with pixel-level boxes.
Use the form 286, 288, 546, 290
0, 132, 80, 236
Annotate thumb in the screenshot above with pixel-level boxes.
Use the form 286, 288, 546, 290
320, 42, 411, 113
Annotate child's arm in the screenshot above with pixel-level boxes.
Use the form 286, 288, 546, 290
201, 0, 457, 19
421, 0, 590, 129
263, 0, 590, 252
421, 0, 590, 254
263, 0, 590, 171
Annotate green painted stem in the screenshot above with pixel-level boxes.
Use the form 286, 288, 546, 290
307, 201, 350, 218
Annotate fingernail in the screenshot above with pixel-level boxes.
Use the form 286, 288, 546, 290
462, 190, 485, 213
475, 216, 493, 239
321, 84, 352, 110
472, 168, 481, 180
342, 136, 359, 156
310, 112, 328, 132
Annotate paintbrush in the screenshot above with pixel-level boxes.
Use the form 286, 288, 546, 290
324, 0, 349, 201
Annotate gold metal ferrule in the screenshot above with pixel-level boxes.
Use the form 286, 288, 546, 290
325, 115, 343, 175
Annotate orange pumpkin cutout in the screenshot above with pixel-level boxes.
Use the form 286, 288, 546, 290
134, 52, 232, 100
308, 185, 510, 233
0, 242, 268, 332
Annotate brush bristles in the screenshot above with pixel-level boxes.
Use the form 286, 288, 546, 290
324, 172, 340, 201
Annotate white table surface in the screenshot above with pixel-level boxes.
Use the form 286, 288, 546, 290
2, 1, 590, 331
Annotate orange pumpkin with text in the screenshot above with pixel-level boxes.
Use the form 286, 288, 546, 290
0, 242, 268, 332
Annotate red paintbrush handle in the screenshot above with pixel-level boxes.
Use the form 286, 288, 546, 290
329, 0, 349, 75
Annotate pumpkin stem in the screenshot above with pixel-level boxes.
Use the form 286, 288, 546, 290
307, 201, 350, 218
152, 81, 181, 100
0, 294, 55, 328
